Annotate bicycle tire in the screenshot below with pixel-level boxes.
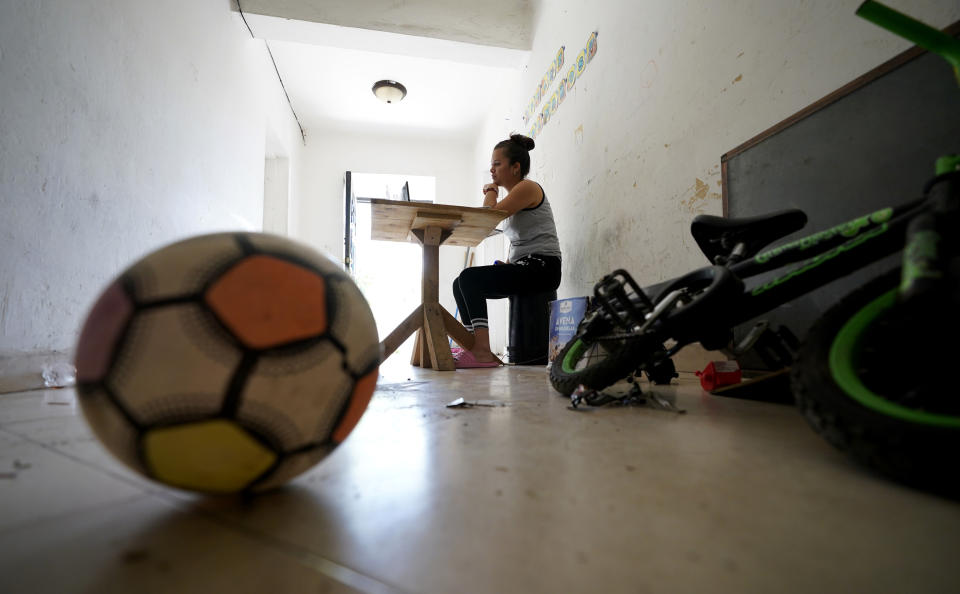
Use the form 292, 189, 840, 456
549, 336, 653, 396
791, 268, 960, 496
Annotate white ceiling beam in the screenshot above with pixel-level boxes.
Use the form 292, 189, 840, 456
244, 13, 529, 69
236, 0, 534, 51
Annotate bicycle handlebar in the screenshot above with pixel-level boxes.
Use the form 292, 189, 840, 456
857, 1, 960, 84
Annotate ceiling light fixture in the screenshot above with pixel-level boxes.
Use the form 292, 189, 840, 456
372, 80, 407, 104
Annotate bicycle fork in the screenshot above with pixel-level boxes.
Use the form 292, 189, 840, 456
899, 166, 960, 305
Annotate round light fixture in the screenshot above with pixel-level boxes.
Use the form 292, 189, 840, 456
372, 80, 407, 104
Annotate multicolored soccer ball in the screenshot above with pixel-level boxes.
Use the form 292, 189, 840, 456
74, 232, 380, 494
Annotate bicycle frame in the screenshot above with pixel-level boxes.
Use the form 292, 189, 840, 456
584, 175, 957, 356
723, 198, 927, 329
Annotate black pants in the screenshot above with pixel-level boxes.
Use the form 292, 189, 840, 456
452, 255, 561, 331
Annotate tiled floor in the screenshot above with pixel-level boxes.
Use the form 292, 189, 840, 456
1, 358, 959, 593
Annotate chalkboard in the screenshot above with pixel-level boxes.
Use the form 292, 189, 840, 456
720, 22, 960, 367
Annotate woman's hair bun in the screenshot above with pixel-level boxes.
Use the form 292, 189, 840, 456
509, 134, 535, 152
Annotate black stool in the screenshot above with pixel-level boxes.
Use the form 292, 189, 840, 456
507, 290, 557, 365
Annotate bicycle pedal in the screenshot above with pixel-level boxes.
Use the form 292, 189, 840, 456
569, 384, 593, 409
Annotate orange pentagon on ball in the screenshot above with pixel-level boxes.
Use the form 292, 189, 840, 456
205, 255, 328, 349
331, 369, 378, 444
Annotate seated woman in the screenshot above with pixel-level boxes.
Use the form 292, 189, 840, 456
452, 134, 562, 368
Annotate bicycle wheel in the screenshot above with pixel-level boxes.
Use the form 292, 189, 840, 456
549, 335, 654, 396
792, 268, 960, 496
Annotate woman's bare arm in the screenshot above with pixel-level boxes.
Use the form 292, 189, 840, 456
489, 180, 540, 215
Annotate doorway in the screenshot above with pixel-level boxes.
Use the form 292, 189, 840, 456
347, 172, 437, 362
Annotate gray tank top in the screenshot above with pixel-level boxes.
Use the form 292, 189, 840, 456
502, 184, 562, 262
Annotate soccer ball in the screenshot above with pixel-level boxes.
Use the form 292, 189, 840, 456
74, 232, 380, 494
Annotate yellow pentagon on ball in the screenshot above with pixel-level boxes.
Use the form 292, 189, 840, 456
143, 419, 277, 493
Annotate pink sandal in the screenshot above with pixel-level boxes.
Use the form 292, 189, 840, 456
453, 349, 501, 369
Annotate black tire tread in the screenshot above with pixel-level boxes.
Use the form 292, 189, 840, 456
791, 269, 960, 496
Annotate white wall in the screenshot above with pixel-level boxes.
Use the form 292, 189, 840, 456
513, 0, 960, 299
263, 157, 291, 234
290, 129, 474, 319
0, 0, 305, 359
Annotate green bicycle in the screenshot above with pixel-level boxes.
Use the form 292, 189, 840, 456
550, 1, 960, 496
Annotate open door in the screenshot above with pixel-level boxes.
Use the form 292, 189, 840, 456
343, 171, 357, 275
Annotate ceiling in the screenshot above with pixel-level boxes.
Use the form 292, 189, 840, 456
237, 0, 537, 139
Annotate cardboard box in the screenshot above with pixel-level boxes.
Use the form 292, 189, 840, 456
547, 296, 590, 366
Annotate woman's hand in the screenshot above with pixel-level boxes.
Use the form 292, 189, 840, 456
482, 184, 499, 207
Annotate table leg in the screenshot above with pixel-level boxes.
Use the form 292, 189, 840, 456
441, 306, 474, 350
420, 226, 455, 371
380, 225, 467, 369
380, 305, 423, 363
423, 303, 454, 370
411, 328, 431, 368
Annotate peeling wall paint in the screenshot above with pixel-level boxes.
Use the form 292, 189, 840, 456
516, 0, 959, 299
678, 178, 714, 215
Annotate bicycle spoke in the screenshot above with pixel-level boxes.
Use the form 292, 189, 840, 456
576, 341, 615, 370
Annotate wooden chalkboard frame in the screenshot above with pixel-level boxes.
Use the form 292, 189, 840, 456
721, 20, 960, 216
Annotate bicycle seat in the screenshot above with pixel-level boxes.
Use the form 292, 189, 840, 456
691, 209, 807, 264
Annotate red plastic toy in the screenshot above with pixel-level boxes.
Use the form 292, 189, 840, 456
696, 360, 742, 391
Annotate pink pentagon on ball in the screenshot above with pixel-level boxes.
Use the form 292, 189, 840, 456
76, 281, 134, 383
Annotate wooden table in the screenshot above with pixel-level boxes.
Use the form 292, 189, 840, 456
371, 199, 509, 371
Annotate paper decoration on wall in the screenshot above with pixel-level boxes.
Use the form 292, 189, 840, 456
523, 47, 566, 125
528, 31, 598, 139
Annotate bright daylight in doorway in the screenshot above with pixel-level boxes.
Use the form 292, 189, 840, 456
351, 173, 437, 362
